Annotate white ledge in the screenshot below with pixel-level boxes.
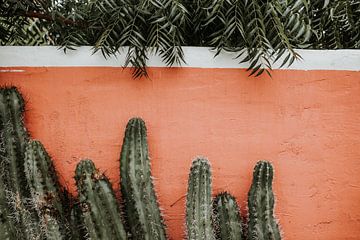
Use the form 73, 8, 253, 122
0, 46, 359, 71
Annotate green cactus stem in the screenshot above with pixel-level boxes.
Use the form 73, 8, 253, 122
185, 158, 215, 240
24, 140, 69, 239
0, 87, 41, 239
120, 118, 167, 240
213, 192, 243, 240
75, 159, 127, 240
247, 161, 281, 240
0, 176, 16, 240
69, 203, 86, 240
0, 87, 29, 198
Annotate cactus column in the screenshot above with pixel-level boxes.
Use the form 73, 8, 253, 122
0, 87, 40, 239
120, 118, 167, 240
24, 140, 69, 239
75, 159, 127, 240
247, 161, 281, 240
186, 158, 215, 240
213, 192, 243, 240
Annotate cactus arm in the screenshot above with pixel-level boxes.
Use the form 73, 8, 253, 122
24, 140, 68, 240
247, 161, 281, 240
120, 118, 167, 240
75, 159, 127, 240
213, 192, 243, 240
185, 158, 215, 240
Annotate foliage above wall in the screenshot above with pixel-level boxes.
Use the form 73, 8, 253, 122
1, 0, 359, 77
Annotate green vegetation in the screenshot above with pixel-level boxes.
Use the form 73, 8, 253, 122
1, 0, 359, 77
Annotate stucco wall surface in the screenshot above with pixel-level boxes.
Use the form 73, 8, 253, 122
0, 65, 360, 240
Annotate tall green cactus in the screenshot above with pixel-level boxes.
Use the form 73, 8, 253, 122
0, 87, 41, 239
75, 159, 127, 240
24, 140, 69, 239
213, 192, 243, 240
186, 158, 215, 240
0, 87, 28, 196
120, 118, 167, 240
248, 161, 281, 240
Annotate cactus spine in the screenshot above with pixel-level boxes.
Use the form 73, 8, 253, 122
213, 192, 243, 240
120, 118, 167, 240
0, 87, 41, 239
186, 158, 215, 240
75, 159, 127, 240
247, 161, 281, 240
24, 140, 69, 239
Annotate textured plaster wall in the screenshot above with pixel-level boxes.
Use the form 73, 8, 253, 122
0, 67, 360, 239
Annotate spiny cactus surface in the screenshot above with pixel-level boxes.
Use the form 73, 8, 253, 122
248, 161, 281, 240
75, 159, 127, 240
0, 87, 41, 239
69, 203, 87, 240
186, 158, 215, 240
213, 192, 243, 240
0, 88, 28, 196
0, 176, 16, 240
120, 118, 167, 240
24, 140, 69, 239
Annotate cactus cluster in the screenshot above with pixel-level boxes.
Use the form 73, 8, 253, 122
0, 86, 282, 240
0, 87, 41, 239
185, 158, 281, 240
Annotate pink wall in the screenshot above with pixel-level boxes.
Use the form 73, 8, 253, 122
1, 67, 360, 239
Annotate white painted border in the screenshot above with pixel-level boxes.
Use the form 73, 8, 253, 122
0, 46, 359, 71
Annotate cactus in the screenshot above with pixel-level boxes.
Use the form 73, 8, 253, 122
75, 159, 127, 240
0, 87, 41, 239
247, 161, 281, 240
0, 175, 16, 240
186, 158, 215, 240
0, 87, 28, 196
213, 192, 243, 240
120, 118, 167, 240
0, 86, 284, 240
69, 203, 87, 240
24, 140, 69, 239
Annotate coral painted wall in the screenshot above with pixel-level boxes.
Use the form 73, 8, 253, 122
1, 66, 360, 239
